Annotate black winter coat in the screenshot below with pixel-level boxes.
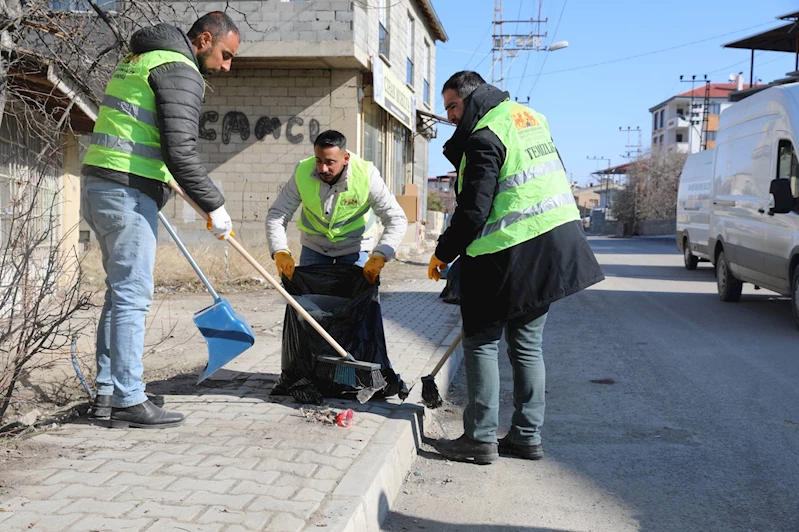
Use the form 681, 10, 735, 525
435, 84, 604, 336
83, 24, 224, 212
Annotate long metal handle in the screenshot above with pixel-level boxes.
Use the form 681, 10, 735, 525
167, 180, 350, 359
430, 330, 462, 377
157, 211, 220, 300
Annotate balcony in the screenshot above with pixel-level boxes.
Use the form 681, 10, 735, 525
666, 116, 690, 130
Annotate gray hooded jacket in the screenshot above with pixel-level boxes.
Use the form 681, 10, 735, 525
266, 158, 408, 259
83, 24, 225, 212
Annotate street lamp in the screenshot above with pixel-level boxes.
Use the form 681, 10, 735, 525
548, 41, 568, 52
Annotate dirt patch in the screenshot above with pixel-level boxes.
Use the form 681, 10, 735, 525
3, 257, 431, 427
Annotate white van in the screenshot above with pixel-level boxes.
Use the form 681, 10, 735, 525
708, 80, 799, 326
676, 149, 714, 270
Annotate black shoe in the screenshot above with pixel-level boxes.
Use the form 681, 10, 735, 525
433, 434, 498, 465
110, 399, 184, 429
498, 435, 544, 460
91, 394, 112, 420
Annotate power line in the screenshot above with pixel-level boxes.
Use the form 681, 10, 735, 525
515, 0, 542, 97
509, 20, 779, 82
527, 0, 567, 97
462, 23, 493, 70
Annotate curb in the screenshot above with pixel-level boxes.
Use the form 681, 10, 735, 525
310, 323, 463, 532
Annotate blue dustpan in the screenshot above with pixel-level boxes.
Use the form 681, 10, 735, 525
193, 297, 255, 382
158, 212, 256, 383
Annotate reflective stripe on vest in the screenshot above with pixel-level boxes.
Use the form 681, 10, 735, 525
101, 94, 158, 127
458, 100, 579, 257
82, 49, 200, 183
294, 152, 375, 242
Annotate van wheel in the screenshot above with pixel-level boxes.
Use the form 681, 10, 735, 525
716, 250, 743, 302
683, 239, 698, 270
791, 268, 799, 329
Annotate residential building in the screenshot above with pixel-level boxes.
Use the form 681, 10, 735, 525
572, 184, 601, 216
156, 0, 449, 248
648, 81, 754, 154
427, 171, 456, 213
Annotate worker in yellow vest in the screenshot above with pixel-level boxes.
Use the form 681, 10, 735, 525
266, 130, 408, 284
81, 13, 240, 429
428, 71, 605, 464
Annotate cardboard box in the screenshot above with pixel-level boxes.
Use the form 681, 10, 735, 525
405, 183, 420, 196
396, 194, 418, 222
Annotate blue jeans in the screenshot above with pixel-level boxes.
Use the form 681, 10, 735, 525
463, 309, 549, 445
299, 246, 368, 267
81, 177, 157, 408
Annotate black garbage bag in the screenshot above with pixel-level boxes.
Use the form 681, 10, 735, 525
439, 257, 461, 305
271, 264, 405, 399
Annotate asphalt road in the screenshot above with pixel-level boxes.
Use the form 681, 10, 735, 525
383, 236, 799, 532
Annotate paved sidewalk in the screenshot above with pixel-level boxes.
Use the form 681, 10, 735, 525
0, 278, 461, 532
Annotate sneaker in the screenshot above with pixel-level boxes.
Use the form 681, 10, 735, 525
110, 399, 184, 429
498, 435, 544, 460
90, 394, 112, 420
433, 434, 498, 465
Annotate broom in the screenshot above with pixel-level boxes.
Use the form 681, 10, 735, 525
421, 330, 463, 408
167, 180, 386, 392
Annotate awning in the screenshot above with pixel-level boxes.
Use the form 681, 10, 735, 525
723, 22, 799, 53
415, 108, 449, 139
7, 47, 99, 133
722, 12, 799, 85
591, 162, 632, 176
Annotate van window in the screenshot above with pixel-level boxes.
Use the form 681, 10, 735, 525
777, 139, 799, 198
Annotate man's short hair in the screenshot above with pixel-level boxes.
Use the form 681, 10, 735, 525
314, 130, 347, 151
442, 71, 486, 98
187, 11, 239, 42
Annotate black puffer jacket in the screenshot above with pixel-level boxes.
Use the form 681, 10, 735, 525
435, 84, 604, 336
83, 24, 224, 212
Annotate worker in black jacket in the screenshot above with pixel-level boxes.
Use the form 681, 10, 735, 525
81, 12, 239, 428
428, 71, 604, 464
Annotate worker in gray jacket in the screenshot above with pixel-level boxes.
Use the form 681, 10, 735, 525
266, 130, 408, 284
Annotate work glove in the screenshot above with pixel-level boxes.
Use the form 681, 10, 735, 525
274, 250, 295, 280
428, 254, 448, 282
363, 254, 386, 284
207, 205, 233, 240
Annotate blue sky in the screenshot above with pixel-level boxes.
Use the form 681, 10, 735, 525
427, 0, 798, 185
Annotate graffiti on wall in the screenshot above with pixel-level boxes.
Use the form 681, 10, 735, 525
200, 111, 321, 145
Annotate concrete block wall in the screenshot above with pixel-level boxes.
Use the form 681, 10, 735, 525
168, 1, 358, 46
162, 67, 360, 246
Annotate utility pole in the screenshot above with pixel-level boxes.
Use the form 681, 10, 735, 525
701, 81, 711, 150
587, 155, 612, 216
491, 0, 548, 89
619, 126, 642, 162
680, 74, 707, 153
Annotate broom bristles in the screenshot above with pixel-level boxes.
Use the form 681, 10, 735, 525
421, 375, 442, 408
316, 355, 386, 390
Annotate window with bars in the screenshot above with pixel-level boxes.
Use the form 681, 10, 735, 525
378, 0, 389, 57
0, 114, 62, 251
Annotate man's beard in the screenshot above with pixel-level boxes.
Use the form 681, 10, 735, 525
197, 49, 218, 76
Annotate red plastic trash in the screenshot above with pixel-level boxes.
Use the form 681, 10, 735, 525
336, 409, 354, 428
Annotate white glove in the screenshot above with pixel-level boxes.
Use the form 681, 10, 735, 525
207, 205, 233, 240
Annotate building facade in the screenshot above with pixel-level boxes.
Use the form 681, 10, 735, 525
157, 0, 448, 249
648, 82, 753, 154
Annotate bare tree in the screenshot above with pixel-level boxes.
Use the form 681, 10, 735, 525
614, 149, 688, 233
0, 149, 93, 422
0, 1, 203, 425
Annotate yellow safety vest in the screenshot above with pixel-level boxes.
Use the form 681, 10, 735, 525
82, 49, 201, 182
459, 99, 579, 257
295, 152, 375, 242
